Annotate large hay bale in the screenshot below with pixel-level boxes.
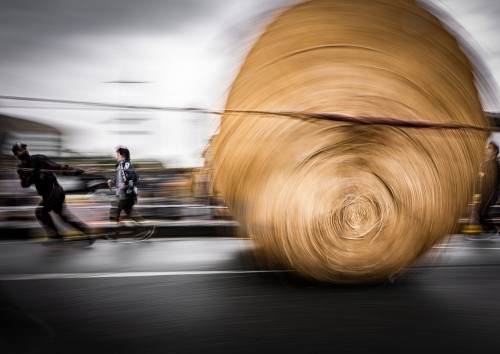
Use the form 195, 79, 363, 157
212, 0, 490, 283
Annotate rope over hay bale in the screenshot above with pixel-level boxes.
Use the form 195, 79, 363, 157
212, 0, 492, 284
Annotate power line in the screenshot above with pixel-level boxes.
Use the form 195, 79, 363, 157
1, 94, 499, 132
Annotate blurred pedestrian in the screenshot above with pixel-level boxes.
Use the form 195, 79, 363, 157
12, 142, 93, 244
479, 141, 500, 233
107, 146, 151, 239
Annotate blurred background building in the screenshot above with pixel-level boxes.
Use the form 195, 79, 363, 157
0, 113, 63, 157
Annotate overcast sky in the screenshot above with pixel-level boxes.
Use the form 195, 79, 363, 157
0, 0, 499, 166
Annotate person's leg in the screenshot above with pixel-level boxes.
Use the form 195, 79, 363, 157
487, 190, 499, 232
107, 198, 122, 239
121, 198, 154, 240
479, 192, 498, 232
52, 197, 95, 244
35, 201, 61, 238
53, 199, 88, 234
109, 198, 120, 223
123, 199, 145, 223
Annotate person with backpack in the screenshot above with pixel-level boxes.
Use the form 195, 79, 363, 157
107, 145, 154, 240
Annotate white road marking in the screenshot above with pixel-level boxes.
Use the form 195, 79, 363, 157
2, 236, 500, 281
0, 270, 293, 281
433, 245, 500, 250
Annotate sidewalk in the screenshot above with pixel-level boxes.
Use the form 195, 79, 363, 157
0, 219, 241, 241
0, 203, 240, 241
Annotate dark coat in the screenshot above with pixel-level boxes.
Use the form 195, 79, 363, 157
16, 154, 80, 206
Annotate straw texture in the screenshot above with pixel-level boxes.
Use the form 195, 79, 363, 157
212, 0, 490, 283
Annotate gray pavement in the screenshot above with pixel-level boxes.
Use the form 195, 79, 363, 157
1, 235, 500, 353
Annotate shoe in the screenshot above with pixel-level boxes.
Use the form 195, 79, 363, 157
40, 236, 64, 247
77, 227, 96, 245
134, 225, 155, 241
48, 235, 64, 242
104, 233, 118, 241
143, 225, 155, 240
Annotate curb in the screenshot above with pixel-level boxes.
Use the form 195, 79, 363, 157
0, 221, 240, 241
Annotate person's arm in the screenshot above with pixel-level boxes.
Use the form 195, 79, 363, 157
108, 167, 116, 191
43, 159, 84, 176
107, 178, 116, 190
16, 164, 33, 188
123, 162, 138, 194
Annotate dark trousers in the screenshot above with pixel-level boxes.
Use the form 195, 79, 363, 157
479, 189, 499, 231
109, 197, 144, 223
35, 196, 87, 237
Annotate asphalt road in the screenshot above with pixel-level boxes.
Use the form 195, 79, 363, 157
1, 235, 500, 353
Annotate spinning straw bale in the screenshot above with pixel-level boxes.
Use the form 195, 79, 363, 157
212, 0, 492, 283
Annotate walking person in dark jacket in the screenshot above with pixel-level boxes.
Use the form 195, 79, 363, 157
108, 146, 142, 222
479, 141, 500, 233
107, 145, 153, 240
12, 142, 94, 244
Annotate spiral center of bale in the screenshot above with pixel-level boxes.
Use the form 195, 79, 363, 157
338, 192, 379, 236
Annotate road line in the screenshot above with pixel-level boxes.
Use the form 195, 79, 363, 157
0, 270, 294, 281
433, 245, 500, 250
